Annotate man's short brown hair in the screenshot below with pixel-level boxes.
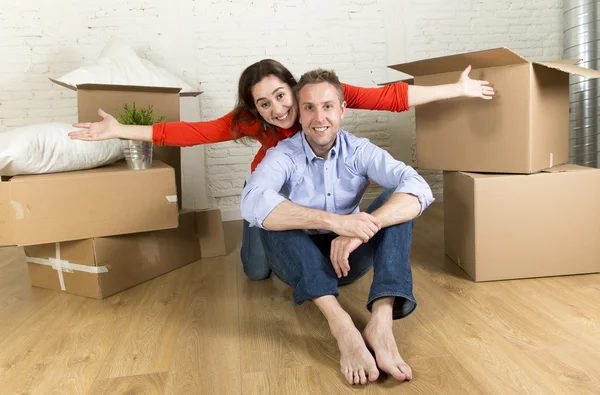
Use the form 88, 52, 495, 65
294, 68, 345, 104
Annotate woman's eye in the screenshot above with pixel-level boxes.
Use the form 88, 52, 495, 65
261, 102, 269, 108
277, 93, 284, 99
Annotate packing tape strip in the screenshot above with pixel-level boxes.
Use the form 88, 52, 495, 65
26, 243, 108, 291
166, 195, 178, 203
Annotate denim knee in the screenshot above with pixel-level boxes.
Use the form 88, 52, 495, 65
241, 220, 271, 281
243, 260, 272, 281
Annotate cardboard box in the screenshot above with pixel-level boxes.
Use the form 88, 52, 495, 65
443, 164, 600, 282
50, 80, 202, 208
0, 160, 178, 247
196, 208, 227, 258
24, 211, 201, 299
388, 47, 600, 174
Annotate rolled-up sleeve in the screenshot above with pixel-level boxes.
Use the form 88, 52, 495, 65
240, 150, 292, 229
355, 142, 434, 216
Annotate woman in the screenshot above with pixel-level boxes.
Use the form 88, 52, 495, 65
69, 59, 494, 280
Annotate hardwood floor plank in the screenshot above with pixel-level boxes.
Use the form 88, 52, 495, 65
88, 372, 168, 395
411, 269, 573, 395
0, 292, 86, 395
527, 343, 600, 395
0, 281, 146, 394
243, 367, 327, 395
388, 355, 488, 395
162, 256, 242, 395
238, 274, 313, 374
96, 265, 192, 379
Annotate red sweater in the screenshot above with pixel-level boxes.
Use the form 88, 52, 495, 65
152, 82, 410, 172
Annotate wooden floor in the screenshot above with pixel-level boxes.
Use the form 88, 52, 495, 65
1, 203, 599, 395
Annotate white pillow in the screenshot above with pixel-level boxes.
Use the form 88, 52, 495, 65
55, 37, 196, 93
0, 123, 124, 176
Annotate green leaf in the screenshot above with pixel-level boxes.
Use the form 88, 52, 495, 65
117, 102, 166, 125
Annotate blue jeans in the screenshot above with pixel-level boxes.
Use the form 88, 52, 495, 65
258, 189, 416, 320
241, 219, 272, 280
240, 189, 391, 281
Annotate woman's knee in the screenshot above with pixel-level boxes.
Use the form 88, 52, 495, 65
243, 263, 272, 281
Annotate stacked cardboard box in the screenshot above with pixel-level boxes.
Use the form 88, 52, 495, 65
388, 47, 600, 281
1, 81, 227, 298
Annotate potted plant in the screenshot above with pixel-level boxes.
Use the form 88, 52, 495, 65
118, 103, 166, 170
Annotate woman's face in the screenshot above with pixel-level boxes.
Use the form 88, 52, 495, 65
251, 75, 298, 129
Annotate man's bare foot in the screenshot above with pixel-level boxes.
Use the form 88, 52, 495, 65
363, 317, 412, 381
332, 320, 380, 385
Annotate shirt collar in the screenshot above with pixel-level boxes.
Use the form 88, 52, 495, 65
300, 130, 341, 162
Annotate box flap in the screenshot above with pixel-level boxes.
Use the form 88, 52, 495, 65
388, 47, 528, 77
541, 163, 597, 173
460, 164, 596, 178
533, 62, 600, 79
458, 171, 520, 180
78, 83, 182, 94
49, 78, 77, 91
49, 78, 202, 97
552, 58, 582, 65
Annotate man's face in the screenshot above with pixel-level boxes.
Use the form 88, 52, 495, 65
298, 82, 346, 158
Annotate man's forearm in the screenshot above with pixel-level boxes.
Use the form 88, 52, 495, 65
262, 200, 334, 231
370, 192, 421, 228
407, 84, 462, 107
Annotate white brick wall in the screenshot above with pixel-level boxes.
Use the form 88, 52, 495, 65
0, 0, 564, 219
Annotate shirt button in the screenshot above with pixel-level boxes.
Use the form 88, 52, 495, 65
327, 193, 331, 196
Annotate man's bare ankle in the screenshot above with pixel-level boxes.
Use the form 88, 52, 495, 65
328, 314, 355, 337
370, 297, 394, 321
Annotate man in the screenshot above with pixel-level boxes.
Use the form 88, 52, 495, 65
240, 68, 434, 386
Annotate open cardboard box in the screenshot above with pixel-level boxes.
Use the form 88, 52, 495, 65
50, 79, 203, 208
387, 47, 600, 174
443, 164, 600, 282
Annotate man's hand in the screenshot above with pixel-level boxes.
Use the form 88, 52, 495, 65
328, 213, 381, 242
456, 65, 495, 100
330, 236, 363, 278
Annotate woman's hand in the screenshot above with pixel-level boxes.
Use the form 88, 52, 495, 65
69, 108, 121, 141
457, 65, 495, 100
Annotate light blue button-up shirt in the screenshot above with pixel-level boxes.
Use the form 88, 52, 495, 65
241, 129, 434, 230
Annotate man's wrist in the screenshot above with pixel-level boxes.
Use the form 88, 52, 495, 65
322, 212, 338, 232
